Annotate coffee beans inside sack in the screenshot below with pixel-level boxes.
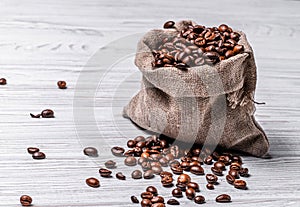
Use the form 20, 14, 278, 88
124, 20, 269, 157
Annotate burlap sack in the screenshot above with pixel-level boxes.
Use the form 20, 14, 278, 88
123, 20, 269, 157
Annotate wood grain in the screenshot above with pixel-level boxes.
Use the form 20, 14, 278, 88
0, 0, 300, 206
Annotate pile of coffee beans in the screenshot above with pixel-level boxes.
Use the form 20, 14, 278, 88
151, 21, 244, 69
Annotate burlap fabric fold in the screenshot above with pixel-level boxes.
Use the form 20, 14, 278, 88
123, 20, 269, 157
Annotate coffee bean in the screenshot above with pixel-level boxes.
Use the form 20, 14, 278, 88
131, 195, 139, 203
116, 172, 126, 180
146, 186, 158, 196
127, 140, 137, 148
134, 136, 146, 142
0, 78, 7, 85
144, 170, 155, 179
57, 80, 67, 89
20, 195, 32, 206
83, 147, 98, 157
41, 109, 54, 118
239, 168, 249, 177
111, 146, 125, 157
225, 50, 234, 58
161, 175, 173, 187
229, 169, 239, 178
194, 195, 205, 204
169, 160, 180, 168
105, 160, 116, 169
233, 179, 247, 189
86, 177, 100, 188
99, 168, 112, 178
230, 162, 241, 171
206, 183, 214, 190
214, 161, 226, 170
152, 203, 165, 207
177, 174, 191, 184
166, 198, 179, 205
211, 167, 223, 176
232, 155, 242, 164
164, 21, 175, 29
171, 166, 183, 175
132, 170, 142, 179
141, 192, 154, 199
124, 156, 137, 166
141, 198, 152, 207
136, 141, 146, 148
226, 174, 235, 184
30, 113, 41, 118
180, 161, 191, 171
187, 182, 200, 192
216, 194, 231, 203
159, 157, 168, 167
206, 174, 218, 184
151, 196, 164, 203
190, 165, 204, 175
160, 171, 173, 178
27, 147, 39, 154
186, 188, 196, 200
172, 188, 183, 198
204, 155, 213, 165
218, 155, 230, 165
32, 151, 46, 159
152, 165, 163, 175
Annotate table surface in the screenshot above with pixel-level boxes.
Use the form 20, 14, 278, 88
0, 0, 300, 206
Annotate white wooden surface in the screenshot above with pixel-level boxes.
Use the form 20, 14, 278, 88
0, 0, 300, 206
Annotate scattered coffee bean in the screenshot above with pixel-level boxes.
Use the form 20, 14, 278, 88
0, 78, 7, 85
41, 109, 54, 118
57, 80, 67, 89
216, 194, 231, 203
30, 113, 41, 118
187, 182, 200, 192
152, 203, 165, 207
163, 21, 175, 29
116, 172, 126, 180
32, 151, 46, 159
86, 177, 100, 188
204, 155, 213, 165
186, 188, 196, 200
194, 195, 205, 204
124, 156, 137, 166
105, 160, 116, 169
134, 136, 146, 142
239, 168, 249, 177
141, 192, 154, 200
132, 170, 143, 179
226, 174, 235, 184
229, 169, 239, 178
167, 198, 180, 205
233, 179, 247, 189
141, 198, 152, 207
177, 174, 191, 184
83, 147, 98, 157
127, 139, 137, 148
230, 162, 241, 171
206, 174, 218, 184
190, 165, 204, 175
206, 183, 214, 190
172, 188, 183, 198
211, 167, 223, 176
27, 147, 39, 154
161, 175, 173, 187
99, 168, 112, 178
146, 186, 158, 196
20, 195, 32, 206
111, 146, 125, 157
131, 195, 139, 203
144, 170, 155, 179
214, 161, 226, 170
151, 196, 164, 203
160, 171, 173, 178
171, 166, 183, 175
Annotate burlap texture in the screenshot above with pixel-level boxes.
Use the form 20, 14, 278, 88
123, 20, 269, 157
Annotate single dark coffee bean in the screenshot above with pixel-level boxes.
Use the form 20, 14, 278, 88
83, 147, 98, 157
194, 195, 205, 204
32, 151, 46, 159
136, 141, 146, 148
229, 169, 239, 178
105, 160, 116, 169
218, 155, 230, 165
214, 161, 226, 170
177, 174, 191, 184
111, 146, 125, 157
167, 198, 180, 205
152, 165, 163, 175
171, 166, 183, 175
225, 50, 234, 58
226, 174, 235, 184
206, 183, 214, 190
151, 196, 164, 203
216, 194, 231, 203
141, 198, 152, 207
27, 147, 39, 154
161, 175, 174, 187
211, 167, 223, 176
127, 139, 137, 148
0, 78, 7, 85
180, 161, 191, 171
124, 149, 135, 157
239, 168, 249, 177
190, 165, 205, 175
144, 170, 155, 179
159, 157, 169, 167
204, 155, 213, 165
116, 172, 126, 180
206, 174, 218, 184
30, 113, 41, 118
233, 179, 247, 189
141, 192, 154, 200
169, 160, 180, 168
99, 168, 112, 178
172, 188, 183, 198
141, 161, 152, 171
160, 171, 173, 178
163, 21, 175, 29
131, 195, 139, 203
176, 183, 187, 192
230, 162, 241, 171
41, 109, 54, 118
124, 156, 137, 166
152, 203, 165, 207
211, 151, 220, 161
146, 186, 158, 196
20, 195, 32, 206
132, 170, 143, 179
86, 177, 100, 188
186, 188, 196, 200
57, 80, 67, 89
187, 182, 200, 192
134, 135, 146, 142
232, 155, 242, 164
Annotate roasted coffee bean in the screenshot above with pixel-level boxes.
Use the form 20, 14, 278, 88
214, 161, 226, 170
167, 198, 180, 205
152, 203, 165, 207
219, 24, 229, 32
134, 136, 146, 142
190, 160, 202, 166
171, 166, 183, 175
232, 155, 242, 164
194, 195, 205, 204
141, 198, 152, 207
131, 195, 139, 203
230, 162, 241, 171
186, 188, 196, 200
99, 168, 112, 178
225, 50, 234, 58
211, 167, 223, 176
0, 78, 7, 85
211, 151, 220, 161
229, 169, 239, 178
86, 177, 100, 188
144, 170, 155, 179
176, 183, 187, 192
111, 146, 125, 157
141, 162, 152, 171
141, 192, 154, 199
127, 139, 137, 148
116, 172, 126, 180
218, 155, 230, 165
164, 21, 175, 29
20, 195, 32, 206
206, 174, 218, 184
187, 182, 200, 192
206, 183, 214, 190
146, 186, 158, 196
161, 175, 173, 187
27, 147, 39, 154
226, 174, 235, 184
30, 113, 41, 118
180, 161, 191, 171
136, 141, 146, 148
124, 156, 137, 166
177, 174, 191, 184
152, 166, 163, 175
132, 170, 143, 179
105, 160, 116, 169
41, 109, 54, 118
169, 160, 180, 168
172, 188, 183, 198
190, 165, 204, 175
32, 151, 46, 159
124, 149, 135, 157
239, 168, 249, 177
204, 155, 213, 165
141, 152, 150, 159
138, 157, 147, 165
57, 80, 67, 89
233, 179, 247, 189
151, 196, 164, 203
216, 194, 231, 203
160, 171, 173, 178
83, 147, 98, 157
159, 157, 168, 167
